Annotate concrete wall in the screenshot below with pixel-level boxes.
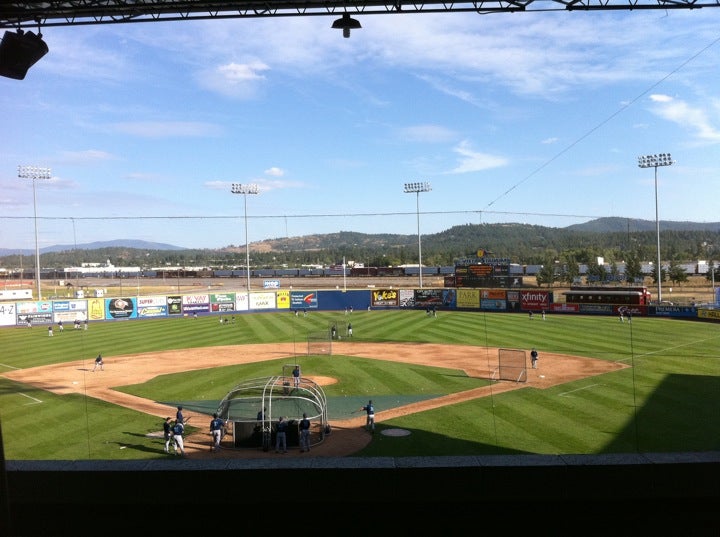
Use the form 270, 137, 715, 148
4, 453, 719, 536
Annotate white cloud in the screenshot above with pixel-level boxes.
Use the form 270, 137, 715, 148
447, 141, 508, 174
649, 94, 720, 143
264, 167, 285, 177
398, 124, 457, 143
197, 61, 270, 98
650, 94, 673, 103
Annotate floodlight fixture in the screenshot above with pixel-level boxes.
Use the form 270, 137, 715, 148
637, 153, 674, 169
403, 182, 432, 194
403, 181, 432, 289
637, 153, 674, 303
332, 13, 362, 38
18, 165, 52, 300
231, 183, 260, 291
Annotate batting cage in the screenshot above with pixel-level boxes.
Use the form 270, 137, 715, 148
492, 348, 528, 383
215, 367, 329, 452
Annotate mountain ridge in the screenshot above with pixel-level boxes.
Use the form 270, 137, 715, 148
1, 217, 718, 258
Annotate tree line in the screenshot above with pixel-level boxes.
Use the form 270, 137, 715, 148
1, 223, 717, 287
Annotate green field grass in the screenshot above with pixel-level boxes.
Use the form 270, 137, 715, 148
1, 310, 719, 459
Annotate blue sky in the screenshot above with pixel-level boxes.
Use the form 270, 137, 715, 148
2, 10, 720, 251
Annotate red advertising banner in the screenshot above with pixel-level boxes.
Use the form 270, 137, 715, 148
520, 290, 551, 311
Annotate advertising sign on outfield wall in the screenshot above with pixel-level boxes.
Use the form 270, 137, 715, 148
106, 297, 137, 319
481, 299, 507, 311
250, 292, 276, 310
456, 288, 480, 309
235, 292, 249, 312
167, 295, 182, 315
520, 290, 551, 311
210, 293, 236, 313
137, 295, 168, 318
16, 301, 54, 325
399, 289, 415, 308
414, 289, 443, 308
442, 289, 457, 307
290, 291, 318, 309
51, 299, 88, 323
88, 298, 104, 320
182, 294, 210, 314
276, 290, 290, 309
371, 289, 398, 307
0, 302, 16, 326
698, 308, 720, 320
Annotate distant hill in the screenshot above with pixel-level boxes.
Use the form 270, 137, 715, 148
1, 218, 718, 262
241, 218, 720, 255
0, 239, 186, 257
565, 217, 720, 233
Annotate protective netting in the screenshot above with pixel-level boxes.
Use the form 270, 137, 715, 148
495, 348, 527, 383
307, 331, 332, 355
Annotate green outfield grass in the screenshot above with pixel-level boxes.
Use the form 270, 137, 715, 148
1, 310, 719, 459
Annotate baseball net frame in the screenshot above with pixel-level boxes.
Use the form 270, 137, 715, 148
493, 348, 528, 383
307, 331, 332, 356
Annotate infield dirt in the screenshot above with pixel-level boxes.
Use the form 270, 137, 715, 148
4, 341, 627, 459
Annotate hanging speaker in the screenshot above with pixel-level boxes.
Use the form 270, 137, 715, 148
0, 30, 49, 80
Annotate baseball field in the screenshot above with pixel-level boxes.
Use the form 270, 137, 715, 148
1, 308, 719, 459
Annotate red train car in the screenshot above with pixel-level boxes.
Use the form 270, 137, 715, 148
563, 286, 651, 306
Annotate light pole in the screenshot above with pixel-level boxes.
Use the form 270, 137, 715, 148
404, 182, 432, 289
18, 165, 51, 300
231, 183, 260, 292
637, 153, 674, 303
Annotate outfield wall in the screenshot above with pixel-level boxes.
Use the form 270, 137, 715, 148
0, 288, 718, 327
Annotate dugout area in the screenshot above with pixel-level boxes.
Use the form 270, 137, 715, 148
215, 365, 329, 451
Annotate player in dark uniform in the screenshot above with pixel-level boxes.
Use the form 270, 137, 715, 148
360, 400, 375, 433
209, 413, 225, 452
163, 417, 173, 453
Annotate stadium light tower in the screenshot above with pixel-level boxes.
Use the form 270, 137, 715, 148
637, 153, 674, 303
404, 182, 432, 289
231, 183, 260, 292
18, 165, 52, 300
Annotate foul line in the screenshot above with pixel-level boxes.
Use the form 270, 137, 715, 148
0, 363, 20, 370
614, 334, 720, 366
638, 335, 720, 358
19, 393, 43, 405
559, 384, 600, 397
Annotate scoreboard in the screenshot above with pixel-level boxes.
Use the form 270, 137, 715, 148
453, 264, 521, 288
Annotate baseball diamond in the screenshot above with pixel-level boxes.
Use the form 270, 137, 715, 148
3, 341, 626, 459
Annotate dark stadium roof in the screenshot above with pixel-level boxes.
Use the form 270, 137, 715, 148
2, 0, 719, 29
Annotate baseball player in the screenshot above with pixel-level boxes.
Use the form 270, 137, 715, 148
209, 413, 225, 452
172, 420, 185, 456
163, 417, 173, 454
360, 400, 375, 433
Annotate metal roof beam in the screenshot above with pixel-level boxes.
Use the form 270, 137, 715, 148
1, 0, 717, 28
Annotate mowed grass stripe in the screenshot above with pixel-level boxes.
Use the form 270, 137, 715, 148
490, 391, 620, 454
2, 310, 719, 460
